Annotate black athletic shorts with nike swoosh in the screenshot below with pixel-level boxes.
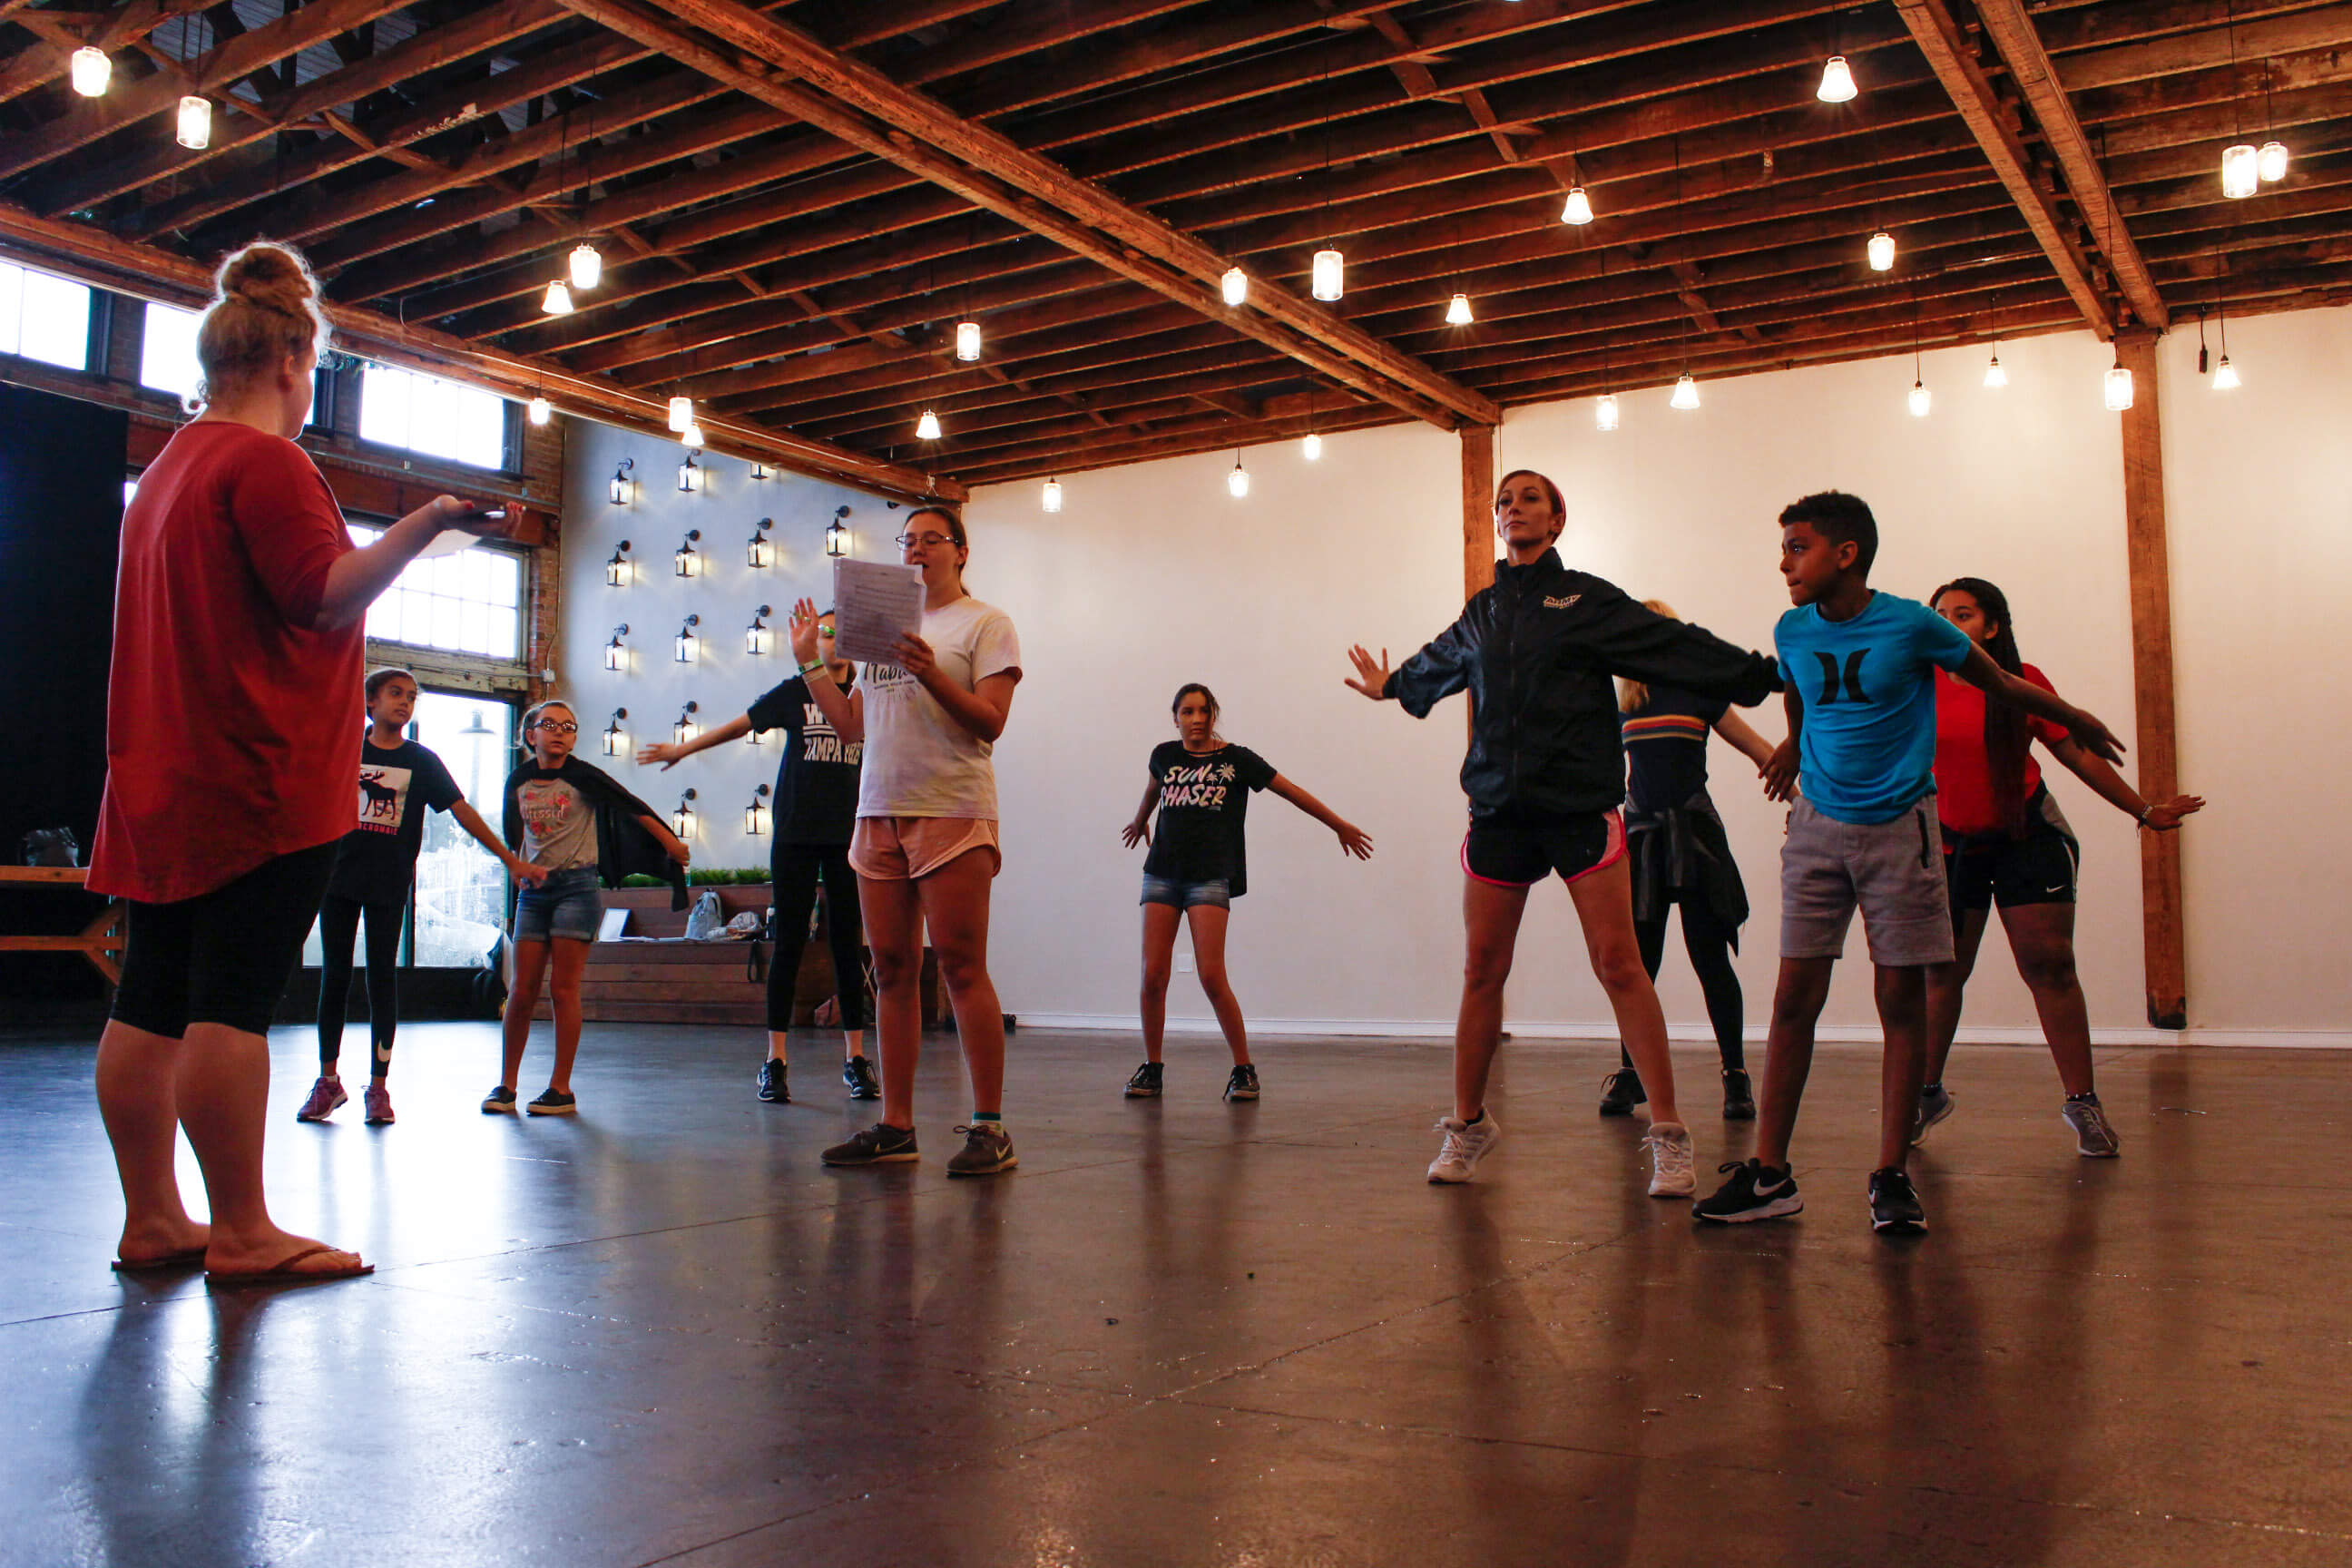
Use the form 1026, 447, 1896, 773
1939, 783, 2079, 920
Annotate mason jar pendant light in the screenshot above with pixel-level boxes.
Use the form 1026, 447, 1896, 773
1041, 477, 1063, 513
1867, 230, 1896, 270
667, 396, 692, 433
1560, 186, 1593, 226
2258, 140, 2289, 182
1302, 431, 1322, 461
542, 279, 573, 315
1446, 292, 1474, 326
570, 242, 603, 289
175, 95, 211, 150
1311, 248, 1345, 301
1227, 452, 1250, 497
1908, 380, 1931, 417
2221, 142, 2259, 198
1220, 267, 1248, 307
1594, 393, 1620, 431
2103, 361, 2135, 411
1818, 54, 1857, 103
1984, 347, 2008, 388
1671, 374, 1700, 410
955, 320, 982, 361
71, 47, 110, 96
527, 395, 552, 426
916, 408, 942, 440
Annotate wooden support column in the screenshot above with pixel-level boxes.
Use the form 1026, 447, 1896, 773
1461, 424, 1494, 602
2114, 330, 2187, 1028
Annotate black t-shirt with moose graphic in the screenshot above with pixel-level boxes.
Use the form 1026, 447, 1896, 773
1142, 741, 1278, 897
328, 736, 463, 906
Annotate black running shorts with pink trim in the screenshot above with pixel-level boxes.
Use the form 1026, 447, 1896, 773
1463, 805, 1627, 887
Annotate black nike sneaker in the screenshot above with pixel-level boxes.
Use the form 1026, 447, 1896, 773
1691, 1158, 1803, 1223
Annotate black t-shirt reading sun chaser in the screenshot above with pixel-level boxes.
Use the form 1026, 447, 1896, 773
1142, 740, 1279, 897
328, 736, 464, 905
747, 672, 861, 846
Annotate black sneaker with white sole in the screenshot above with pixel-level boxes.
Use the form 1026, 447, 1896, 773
525, 1089, 577, 1116
1224, 1063, 1259, 1102
1124, 1061, 1163, 1098
480, 1084, 518, 1115
757, 1059, 789, 1103
1867, 1166, 1927, 1233
822, 1122, 919, 1166
1691, 1159, 1803, 1223
843, 1054, 880, 1100
1598, 1066, 1646, 1117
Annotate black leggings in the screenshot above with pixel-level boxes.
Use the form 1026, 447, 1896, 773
111, 842, 339, 1039
768, 843, 867, 1034
317, 893, 405, 1076
1620, 897, 1746, 1073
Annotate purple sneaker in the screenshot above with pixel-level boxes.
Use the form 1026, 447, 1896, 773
295, 1076, 347, 1122
363, 1082, 395, 1125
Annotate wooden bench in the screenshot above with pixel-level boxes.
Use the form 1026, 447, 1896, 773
0, 866, 125, 983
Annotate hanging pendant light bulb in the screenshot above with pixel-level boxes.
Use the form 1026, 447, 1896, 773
681, 423, 704, 448
1227, 455, 1250, 497
1671, 374, 1700, 411
1220, 267, 1249, 307
1984, 348, 2008, 389
569, 241, 603, 289
1445, 293, 1474, 326
70, 47, 110, 97
175, 95, 211, 151
527, 396, 552, 426
2212, 355, 2241, 390
1311, 249, 1345, 301
955, 319, 982, 362
1560, 186, 1594, 226
542, 279, 573, 315
1867, 230, 1896, 271
1302, 431, 1323, 461
2103, 362, 2135, 411
916, 408, 942, 441
1042, 477, 1063, 513
1594, 393, 1620, 432
667, 396, 692, 433
2221, 142, 2259, 198
1818, 54, 1857, 103
1908, 379, 1932, 418
2258, 140, 2289, 182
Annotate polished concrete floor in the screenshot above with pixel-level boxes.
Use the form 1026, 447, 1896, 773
1, 1021, 2345, 1567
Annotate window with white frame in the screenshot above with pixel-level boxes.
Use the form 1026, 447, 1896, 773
358, 363, 511, 471
139, 300, 203, 405
0, 260, 92, 371
349, 524, 524, 660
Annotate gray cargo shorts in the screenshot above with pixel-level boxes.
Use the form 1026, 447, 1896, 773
1779, 794, 1955, 968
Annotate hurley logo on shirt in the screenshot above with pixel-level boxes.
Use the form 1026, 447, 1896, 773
1544, 593, 1583, 609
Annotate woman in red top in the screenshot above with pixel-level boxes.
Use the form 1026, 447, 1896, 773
89, 242, 493, 1280
1919, 578, 2203, 1159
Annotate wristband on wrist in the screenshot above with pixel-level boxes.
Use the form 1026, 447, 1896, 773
2135, 805, 2152, 827
797, 659, 823, 674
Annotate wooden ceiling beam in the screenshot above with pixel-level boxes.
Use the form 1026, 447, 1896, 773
1975, 0, 2170, 329
549, 0, 1491, 429
2050, 1, 2352, 93
1892, 0, 2118, 338
0, 195, 954, 502
0, 0, 211, 107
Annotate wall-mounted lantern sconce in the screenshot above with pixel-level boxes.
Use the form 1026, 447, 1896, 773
602, 708, 627, 757
674, 614, 701, 664
672, 702, 699, 746
746, 605, 772, 658
603, 624, 629, 672
747, 516, 773, 570
677, 452, 702, 494
825, 505, 851, 558
608, 457, 634, 505
745, 784, 771, 836
605, 540, 632, 587
671, 789, 697, 840
749, 461, 770, 481
673, 530, 701, 578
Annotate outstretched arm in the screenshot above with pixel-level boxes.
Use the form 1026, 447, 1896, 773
1122, 779, 1161, 849
1711, 708, 1778, 772
1269, 774, 1374, 859
634, 813, 691, 867
449, 799, 548, 886
2044, 733, 2204, 829
1344, 645, 1396, 701
1955, 644, 2124, 762
639, 713, 752, 769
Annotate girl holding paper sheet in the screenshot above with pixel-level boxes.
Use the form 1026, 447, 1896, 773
789, 506, 1025, 1179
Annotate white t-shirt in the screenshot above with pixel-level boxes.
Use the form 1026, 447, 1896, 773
857, 594, 1022, 819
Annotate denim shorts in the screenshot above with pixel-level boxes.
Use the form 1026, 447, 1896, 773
514, 866, 603, 945
1140, 875, 1230, 910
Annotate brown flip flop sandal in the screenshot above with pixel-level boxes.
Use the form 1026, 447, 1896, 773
111, 1247, 210, 1273
205, 1245, 374, 1286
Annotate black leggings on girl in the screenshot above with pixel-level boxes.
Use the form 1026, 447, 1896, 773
767, 843, 867, 1034
318, 892, 404, 1077
1618, 898, 1746, 1072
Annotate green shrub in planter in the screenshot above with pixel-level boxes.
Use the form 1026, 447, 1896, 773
619, 874, 664, 888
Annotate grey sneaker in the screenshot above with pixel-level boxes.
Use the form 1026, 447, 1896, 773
1426, 1113, 1501, 1183
1912, 1083, 1956, 1145
946, 1122, 1017, 1177
822, 1122, 919, 1166
1643, 1122, 1697, 1197
2062, 1094, 2121, 1157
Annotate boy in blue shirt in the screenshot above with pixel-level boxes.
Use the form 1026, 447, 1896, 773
1694, 492, 2122, 1233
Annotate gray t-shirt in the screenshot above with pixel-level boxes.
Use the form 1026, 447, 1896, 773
515, 775, 598, 871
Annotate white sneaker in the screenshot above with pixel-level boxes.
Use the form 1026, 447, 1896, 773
1643, 1122, 1696, 1197
1426, 1113, 1501, 1183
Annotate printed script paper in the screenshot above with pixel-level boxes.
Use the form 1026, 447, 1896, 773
829, 558, 925, 664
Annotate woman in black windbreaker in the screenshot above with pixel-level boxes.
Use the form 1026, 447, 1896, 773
1347, 470, 1780, 1195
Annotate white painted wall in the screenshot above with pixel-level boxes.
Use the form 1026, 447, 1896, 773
558, 306, 2352, 1045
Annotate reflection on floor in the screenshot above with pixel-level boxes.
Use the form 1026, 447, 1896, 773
2, 1022, 2345, 1567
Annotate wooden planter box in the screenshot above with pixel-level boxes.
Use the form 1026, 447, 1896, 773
534, 883, 939, 1028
